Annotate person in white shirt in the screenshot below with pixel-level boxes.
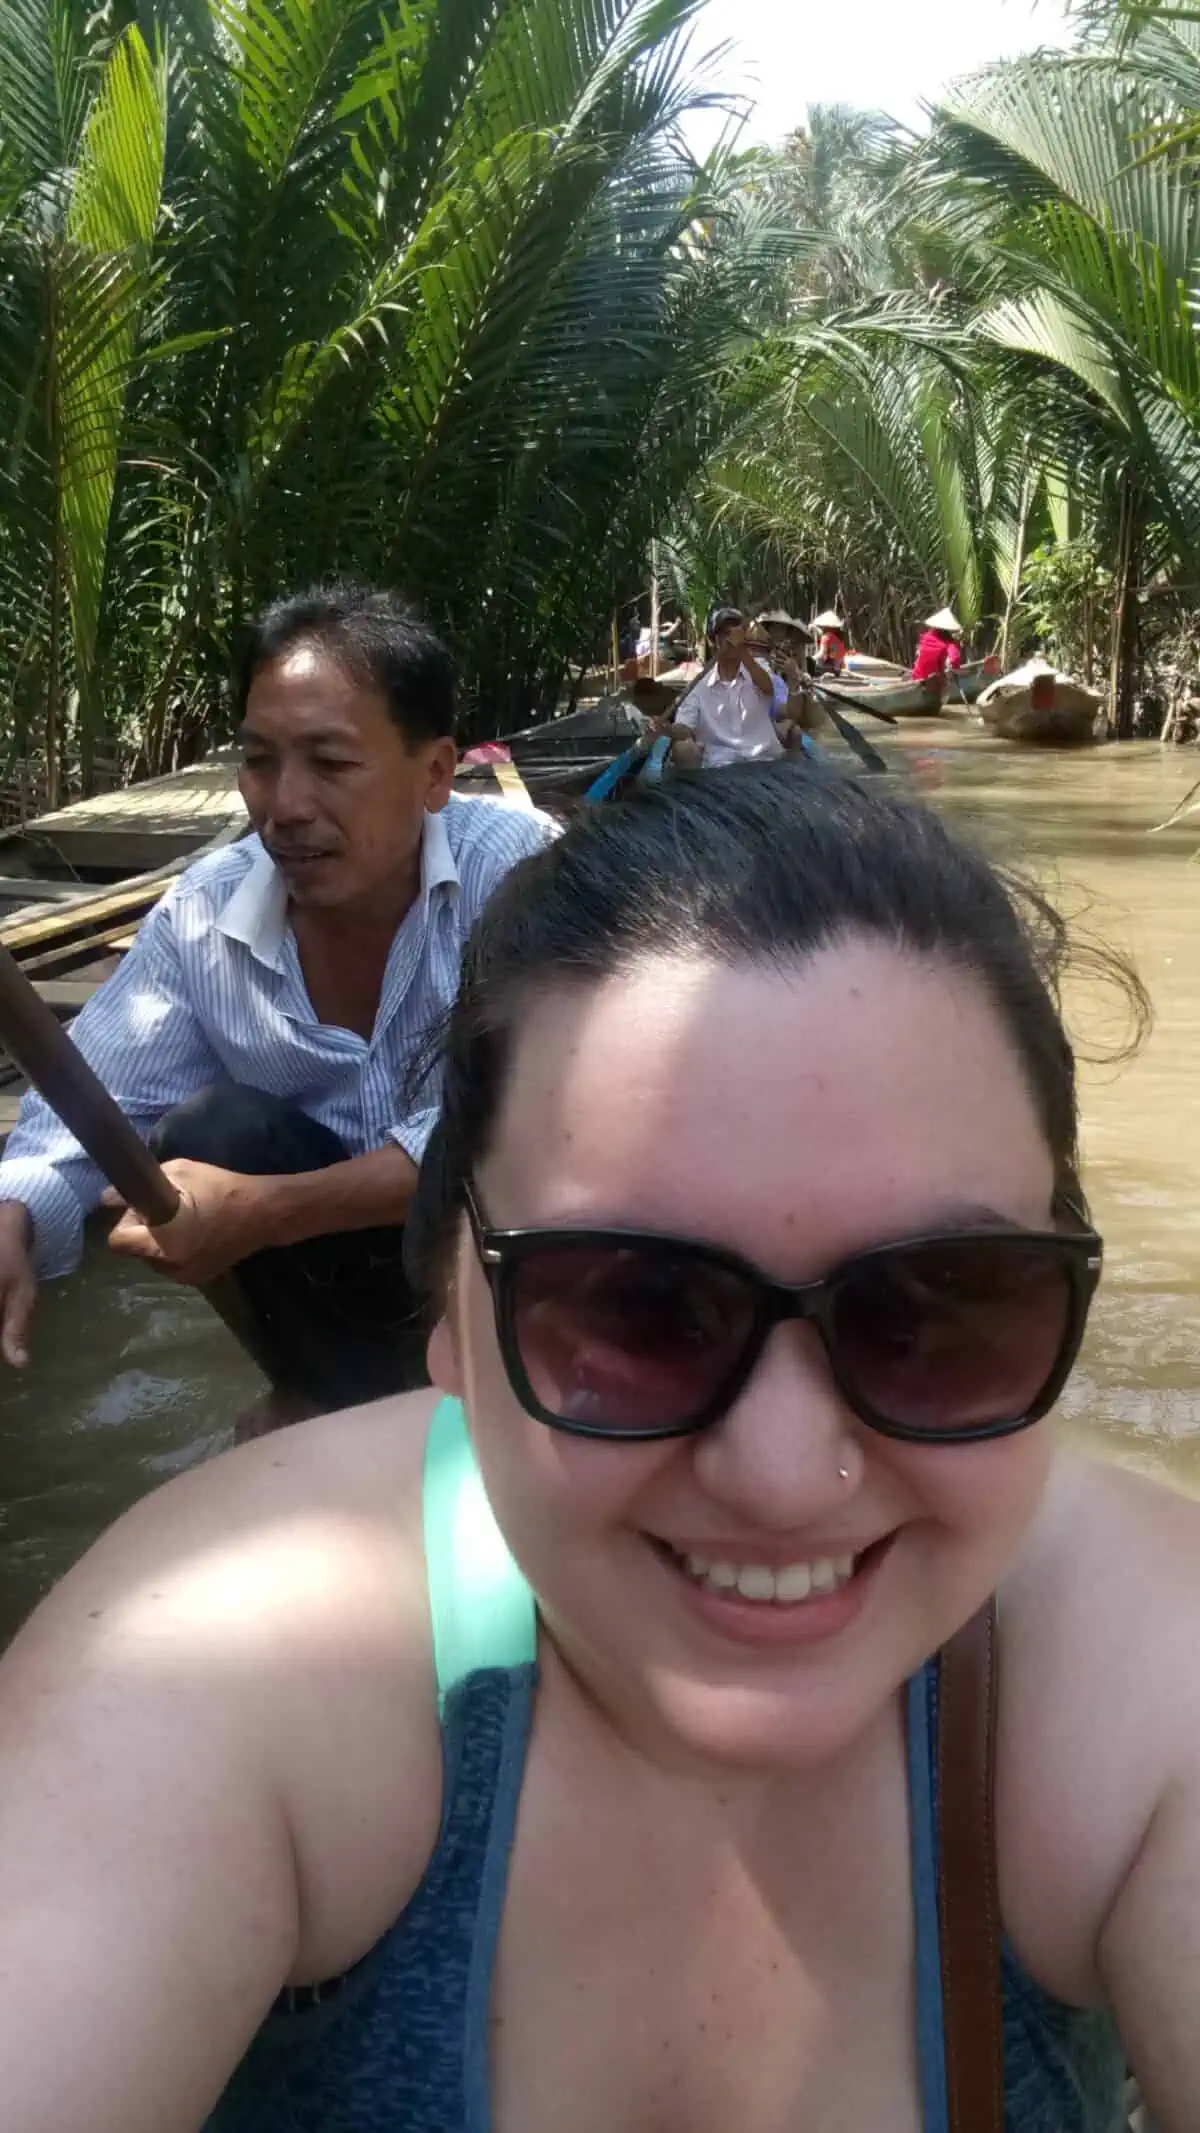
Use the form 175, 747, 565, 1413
670, 609, 784, 768
0, 584, 557, 1413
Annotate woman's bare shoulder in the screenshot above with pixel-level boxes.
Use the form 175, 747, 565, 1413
11, 1388, 439, 1671
1012, 1449, 1200, 1637
998, 1450, 1200, 2002
1, 1387, 446, 1985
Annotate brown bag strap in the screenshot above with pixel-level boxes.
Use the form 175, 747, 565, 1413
936, 1599, 1004, 2132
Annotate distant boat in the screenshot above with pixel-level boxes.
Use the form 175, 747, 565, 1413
817, 674, 947, 718
825, 655, 998, 713
977, 662, 1102, 747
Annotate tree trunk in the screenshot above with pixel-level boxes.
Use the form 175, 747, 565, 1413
43, 266, 65, 814
999, 463, 1033, 674
1108, 479, 1140, 741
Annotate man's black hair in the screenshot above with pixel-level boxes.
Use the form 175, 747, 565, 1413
236, 583, 456, 745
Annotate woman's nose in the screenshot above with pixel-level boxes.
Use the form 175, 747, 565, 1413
689, 1321, 863, 1524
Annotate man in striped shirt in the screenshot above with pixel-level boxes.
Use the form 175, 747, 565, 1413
0, 586, 557, 1413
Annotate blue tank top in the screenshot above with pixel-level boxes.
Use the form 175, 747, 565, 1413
207, 1400, 1130, 2133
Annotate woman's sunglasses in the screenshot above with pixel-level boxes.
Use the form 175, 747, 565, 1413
463, 1183, 1102, 1445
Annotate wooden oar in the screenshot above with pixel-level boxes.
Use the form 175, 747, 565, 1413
810, 679, 901, 726
946, 659, 970, 710
0, 939, 265, 1367
1149, 773, 1200, 834
807, 685, 891, 774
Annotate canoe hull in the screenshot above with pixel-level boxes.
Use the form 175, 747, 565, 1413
977, 666, 1102, 747
821, 678, 946, 718
981, 698, 1099, 747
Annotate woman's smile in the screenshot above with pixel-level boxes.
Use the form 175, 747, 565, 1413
647, 1530, 899, 1648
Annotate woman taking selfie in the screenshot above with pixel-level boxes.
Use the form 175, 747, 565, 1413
0, 766, 1193, 2132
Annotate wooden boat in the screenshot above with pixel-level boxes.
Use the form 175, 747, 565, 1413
823, 655, 998, 714
947, 656, 1001, 706
845, 654, 906, 682
656, 660, 703, 693
502, 694, 652, 802
977, 663, 1101, 747
819, 675, 947, 718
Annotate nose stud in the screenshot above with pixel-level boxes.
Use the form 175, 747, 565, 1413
838, 1465, 851, 1482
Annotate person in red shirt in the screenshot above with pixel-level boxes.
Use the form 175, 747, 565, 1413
912, 608, 964, 685
812, 610, 848, 674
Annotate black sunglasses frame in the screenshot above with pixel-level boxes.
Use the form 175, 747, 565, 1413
463, 1182, 1103, 1446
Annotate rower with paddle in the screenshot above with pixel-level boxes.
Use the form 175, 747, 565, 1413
0, 584, 556, 1420
663, 608, 813, 769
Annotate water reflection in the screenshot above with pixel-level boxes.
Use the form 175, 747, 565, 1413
1, 724, 1197, 1641
0, 1240, 260, 1640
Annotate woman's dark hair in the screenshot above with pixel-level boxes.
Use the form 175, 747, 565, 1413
235, 582, 455, 745
405, 762, 1146, 1296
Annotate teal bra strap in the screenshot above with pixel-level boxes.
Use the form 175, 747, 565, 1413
422, 1395, 537, 1713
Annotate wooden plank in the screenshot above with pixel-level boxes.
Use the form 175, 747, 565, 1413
26, 757, 242, 836
491, 760, 536, 812
0, 1078, 26, 1148
19, 757, 246, 873
2, 875, 179, 956
0, 878, 90, 906
14, 930, 135, 982
20, 823, 240, 872
1, 816, 245, 957
34, 976, 107, 1017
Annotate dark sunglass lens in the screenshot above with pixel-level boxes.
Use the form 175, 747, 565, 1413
830, 1239, 1078, 1433
508, 1242, 758, 1430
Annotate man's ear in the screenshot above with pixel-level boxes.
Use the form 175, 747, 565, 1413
427, 1311, 463, 1395
423, 736, 459, 813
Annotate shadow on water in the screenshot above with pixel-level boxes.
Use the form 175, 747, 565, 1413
2, 723, 1199, 1643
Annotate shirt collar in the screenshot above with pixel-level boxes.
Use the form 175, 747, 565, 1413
420, 805, 460, 901
217, 813, 460, 971
216, 837, 289, 966
706, 661, 748, 688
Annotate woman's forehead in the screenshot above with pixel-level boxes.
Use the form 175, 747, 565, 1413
482, 944, 1054, 1264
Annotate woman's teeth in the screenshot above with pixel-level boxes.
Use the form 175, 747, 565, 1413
680, 1552, 857, 1604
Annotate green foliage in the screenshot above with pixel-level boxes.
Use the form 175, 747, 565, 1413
675, 0, 1200, 718
1019, 539, 1113, 673
0, 0, 774, 796
4, 0, 1198, 792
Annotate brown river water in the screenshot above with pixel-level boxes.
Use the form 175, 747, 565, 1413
1, 722, 1198, 1644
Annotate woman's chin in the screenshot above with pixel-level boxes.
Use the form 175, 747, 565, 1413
642, 1669, 897, 1774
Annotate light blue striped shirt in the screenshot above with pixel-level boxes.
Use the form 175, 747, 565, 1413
1, 793, 558, 1278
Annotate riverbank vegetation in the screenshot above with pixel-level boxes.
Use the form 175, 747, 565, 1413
681, 0, 1200, 741
0, 0, 1197, 807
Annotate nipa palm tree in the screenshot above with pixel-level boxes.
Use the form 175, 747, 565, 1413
0, 0, 786, 801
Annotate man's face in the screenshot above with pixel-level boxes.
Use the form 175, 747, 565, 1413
715, 622, 745, 661
238, 642, 457, 911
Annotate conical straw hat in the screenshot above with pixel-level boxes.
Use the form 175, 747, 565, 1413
813, 610, 845, 631
925, 607, 963, 633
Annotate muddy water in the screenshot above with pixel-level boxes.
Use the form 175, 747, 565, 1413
901, 722, 1200, 1484
1, 726, 1198, 1643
